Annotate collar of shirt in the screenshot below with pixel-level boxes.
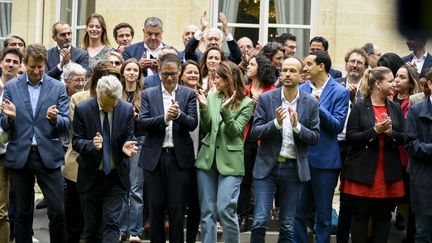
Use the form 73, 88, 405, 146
161, 84, 178, 96
26, 75, 43, 86
280, 87, 300, 105
57, 45, 72, 52
143, 42, 164, 58
310, 75, 330, 94
413, 51, 428, 62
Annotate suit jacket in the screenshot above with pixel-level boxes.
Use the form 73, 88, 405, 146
138, 85, 198, 171
329, 68, 342, 79
402, 52, 432, 75
0, 73, 70, 169
46, 46, 90, 80
300, 76, 349, 169
144, 74, 161, 89
195, 91, 254, 176
184, 36, 242, 64
250, 88, 320, 182
342, 97, 405, 185
335, 77, 363, 102
72, 97, 134, 192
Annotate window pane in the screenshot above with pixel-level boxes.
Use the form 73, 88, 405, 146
75, 28, 86, 48
218, 0, 259, 24
0, 2, 12, 39
270, 0, 311, 25
268, 27, 310, 59
232, 27, 259, 46
59, 0, 72, 25
77, 0, 95, 26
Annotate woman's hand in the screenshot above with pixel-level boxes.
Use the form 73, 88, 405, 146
222, 91, 236, 108
195, 89, 208, 108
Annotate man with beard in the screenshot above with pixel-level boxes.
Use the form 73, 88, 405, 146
335, 48, 368, 243
249, 57, 320, 242
402, 38, 432, 75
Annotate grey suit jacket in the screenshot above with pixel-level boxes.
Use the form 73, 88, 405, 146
0, 73, 70, 169
46, 46, 90, 80
250, 88, 320, 182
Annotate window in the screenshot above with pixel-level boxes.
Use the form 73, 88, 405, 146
212, 0, 317, 58
56, 0, 95, 47
0, 0, 12, 48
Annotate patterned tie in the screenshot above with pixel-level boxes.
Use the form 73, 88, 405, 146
102, 111, 111, 174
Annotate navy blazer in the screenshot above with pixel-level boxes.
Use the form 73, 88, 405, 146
402, 52, 432, 75
138, 85, 198, 171
329, 68, 342, 79
144, 74, 161, 89
250, 88, 320, 182
300, 76, 350, 169
335, 77, 363, 102
184, 36, 242, 64
0, 73, 70, 169
46, 46, 90, 80
72, 97, 135, 192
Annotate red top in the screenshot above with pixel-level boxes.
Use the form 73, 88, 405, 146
340, 105, 405, 198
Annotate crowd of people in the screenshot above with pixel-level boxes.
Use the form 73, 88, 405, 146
0, 9, 432, 243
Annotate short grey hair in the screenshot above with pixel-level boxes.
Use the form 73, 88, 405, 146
144, 17, 163, 30
204, 28, 223, 39
63, 62, 86, 80
96, 75, 123, 99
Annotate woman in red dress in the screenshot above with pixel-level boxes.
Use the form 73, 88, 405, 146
340, 66, 405, 243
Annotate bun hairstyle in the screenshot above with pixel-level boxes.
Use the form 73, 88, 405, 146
360, 66, 392, 97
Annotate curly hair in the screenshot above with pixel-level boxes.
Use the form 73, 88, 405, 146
253, 54, 275, 87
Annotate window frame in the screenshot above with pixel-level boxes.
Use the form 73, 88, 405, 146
0, 0, 13, 45
56, 0, 91, 47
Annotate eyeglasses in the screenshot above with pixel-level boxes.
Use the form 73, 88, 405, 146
160, 72, 179, 78
58, 32, 72, 37
110, 61, 122, 66
71, 78, 85, 83
348, 60, 365, 66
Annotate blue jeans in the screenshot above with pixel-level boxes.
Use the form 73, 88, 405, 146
294, 167, 339, 243
415, 214, 432, 243
250, 160, 303, 243
197, 166, 242, 243
120, 136, 144, 236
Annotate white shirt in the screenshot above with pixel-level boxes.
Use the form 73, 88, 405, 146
310, 75, 330, 98
193, 29, 234, 42
143, 42, 164, 76
275, 88, 301, 159
338, 79, 362, 141
411, 51, 428, 74
161, 84, 178, 148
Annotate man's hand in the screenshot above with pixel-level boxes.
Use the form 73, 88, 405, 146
275, 106, 287, 125
60, 48, 71, 68
117, 45, 128, 54
288, 107, 298, 128
93, 132, 103, 151
122, 140, 138, 157
347, 83, 357, 102
219, 12, 230, 36
200, 10, 209, 31
166, 100, 180, 122
139, 58, 158, 71
1, 99, 16, 119
46, 105, 59, 122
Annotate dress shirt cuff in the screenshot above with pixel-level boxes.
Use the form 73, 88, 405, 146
225, 33, 234, 41
194, 30, 203, 41
274, 119, 283, 129
293, 122, 302, 134
57, 64, 63, 71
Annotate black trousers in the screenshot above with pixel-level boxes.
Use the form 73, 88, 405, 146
11, 150, 66, 243
144, 150, 190, 243
350, 195, 394, 243
65, 178, 83, 243
237, 141, 257, 217
80, 170, 126, 243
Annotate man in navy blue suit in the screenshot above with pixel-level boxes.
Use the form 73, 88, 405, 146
294, 51, 349, 243
309, 36, 342, 79
402, 38, 432, 75
46, 22, 89, 81
250, 57, 320, 242
0, 44, 70, 242
72, 75, 138, 242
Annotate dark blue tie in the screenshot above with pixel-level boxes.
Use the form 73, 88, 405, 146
102, 111, 111, 174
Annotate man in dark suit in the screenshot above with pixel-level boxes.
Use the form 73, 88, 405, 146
184, 11, 242, 64
143, 46, 179, 89
0, 43, 70, 242
402, 38, 432, 75
309, 36, 342, 78
138, 53, 197, 243
249, 57, 320, 242
72, 75, 138, 242
294, 51, 349, 243
46, 21, 89, 81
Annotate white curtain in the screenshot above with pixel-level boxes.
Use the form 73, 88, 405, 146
0, 2, 12, 43
220, 0, 240, 36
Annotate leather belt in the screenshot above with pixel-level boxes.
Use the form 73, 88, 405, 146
277, 156, 296, 163
162, 147, 175, 153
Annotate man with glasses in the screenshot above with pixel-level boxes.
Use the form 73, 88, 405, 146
277, 33, 297, 59
335, 48, 368, 243
46, 21, 89, 81
309, 36, 342, 79
362, 43, 381, 68
123, 17, 170, 77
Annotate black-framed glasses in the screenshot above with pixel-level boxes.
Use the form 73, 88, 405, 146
160, 72, 179, 78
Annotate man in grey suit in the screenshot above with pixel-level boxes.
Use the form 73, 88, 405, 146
249, 57, 320, 242
46, 21, 89, 81
0, 43, 70, 242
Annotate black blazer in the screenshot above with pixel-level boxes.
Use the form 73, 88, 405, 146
184, 36, 242, 64
342, 97, 405, 185
137, 85, 198, 171
46, 46, 90, 80
72, 97, 135, 192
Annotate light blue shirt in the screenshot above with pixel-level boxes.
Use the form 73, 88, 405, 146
26, 75, 43, 145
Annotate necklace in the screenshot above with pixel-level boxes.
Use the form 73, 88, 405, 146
126, 91, 135, 103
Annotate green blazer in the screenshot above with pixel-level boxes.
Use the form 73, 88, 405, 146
195, 91, 254, 176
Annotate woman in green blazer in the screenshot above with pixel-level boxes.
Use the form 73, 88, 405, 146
195, 61, 254, 243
